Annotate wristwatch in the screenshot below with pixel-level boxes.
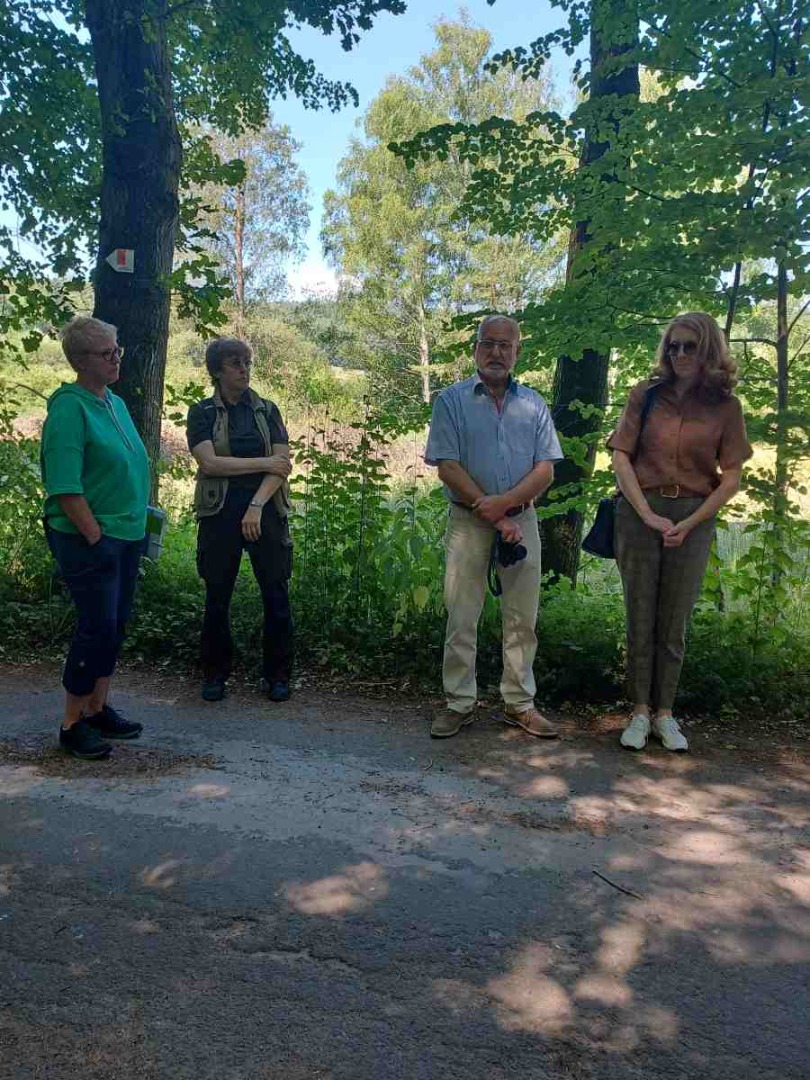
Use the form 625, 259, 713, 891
249, 500, 264, 508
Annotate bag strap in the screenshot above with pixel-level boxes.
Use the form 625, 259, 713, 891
638, 381, 661, 436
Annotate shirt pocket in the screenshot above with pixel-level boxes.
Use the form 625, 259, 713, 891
503, 399, 538, 467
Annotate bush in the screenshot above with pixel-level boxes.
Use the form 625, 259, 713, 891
1, 397, 809, 722
536, 581, 626, 703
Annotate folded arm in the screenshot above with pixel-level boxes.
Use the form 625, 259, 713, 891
191, 439, 291, 479
239, 445, 291, 541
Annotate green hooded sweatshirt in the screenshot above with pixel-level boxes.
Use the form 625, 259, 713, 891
41, 383, 150, 541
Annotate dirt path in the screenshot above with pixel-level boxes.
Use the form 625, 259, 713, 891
1, 664, 809, 1079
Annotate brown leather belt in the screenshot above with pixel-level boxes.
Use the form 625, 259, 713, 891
453, 501, 532, 516
645, 485, 704, 499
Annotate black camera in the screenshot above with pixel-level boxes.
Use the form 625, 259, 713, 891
496, 535, 528, 567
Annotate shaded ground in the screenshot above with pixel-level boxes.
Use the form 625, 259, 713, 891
1, 663, 809, 1079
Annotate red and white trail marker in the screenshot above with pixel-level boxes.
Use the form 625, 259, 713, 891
105, 248, 135, 273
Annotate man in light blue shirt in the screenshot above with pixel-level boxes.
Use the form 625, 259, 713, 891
425, 315, 563, 740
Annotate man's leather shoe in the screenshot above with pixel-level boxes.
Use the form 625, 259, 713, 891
502, 705, 558, 738
430, 706, 475, 739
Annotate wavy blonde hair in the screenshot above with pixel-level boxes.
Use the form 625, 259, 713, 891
654, 312, 737, 397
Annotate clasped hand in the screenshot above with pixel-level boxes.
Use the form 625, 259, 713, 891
645, 512, 692, 548
472, 495, 523, 543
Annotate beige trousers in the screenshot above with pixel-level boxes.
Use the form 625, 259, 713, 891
442, 505, 541, 714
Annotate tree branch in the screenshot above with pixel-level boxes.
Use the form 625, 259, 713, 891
731, 336, 777, 348
756, 1, 781, 45
788, 296, 810, 335
164, 0, 204, 17
789, 334, 809, 365
646, 23, 743, 89
10, 383, 49, 403
616, 180, 668, 203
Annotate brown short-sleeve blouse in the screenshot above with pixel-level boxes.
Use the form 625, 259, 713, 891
607, 379, 752, 496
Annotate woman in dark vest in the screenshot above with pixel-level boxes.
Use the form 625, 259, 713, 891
187, 338, 293, 702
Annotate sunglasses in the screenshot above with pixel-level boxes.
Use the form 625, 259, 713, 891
666, 339, 698, 357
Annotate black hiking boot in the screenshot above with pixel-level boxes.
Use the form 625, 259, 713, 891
85, 704, 143, 740
202, 677, 227, 702
260, 678, 290, 702
59, 720, 112, 760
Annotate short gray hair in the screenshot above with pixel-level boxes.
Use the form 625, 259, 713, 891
60, 316, 117, 367
476, 314, 520, 342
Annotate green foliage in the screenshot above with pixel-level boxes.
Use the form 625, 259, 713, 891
0, 387, 49, 604
395, 0, 810, 584
322, 16, 565, 407
2, 0, 809, 727
0, 399, 809, 720
536, 579, 626, 701
288, 409, 447, 672
0, 0, 407, 350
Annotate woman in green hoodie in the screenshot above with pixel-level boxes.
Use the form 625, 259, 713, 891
41, 316, 151, 759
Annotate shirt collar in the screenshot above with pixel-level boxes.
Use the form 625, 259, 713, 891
474, 372, 517, 396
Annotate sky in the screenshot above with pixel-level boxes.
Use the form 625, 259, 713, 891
3, 1, 571, 297
272, 0, 571, 297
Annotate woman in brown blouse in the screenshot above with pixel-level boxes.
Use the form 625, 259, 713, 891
608, 312, 752, 752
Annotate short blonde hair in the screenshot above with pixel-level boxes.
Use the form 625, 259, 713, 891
654, 312, 737, 397
60, 316, 117, 368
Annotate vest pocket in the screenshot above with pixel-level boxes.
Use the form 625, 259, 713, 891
195, 476, 226, 514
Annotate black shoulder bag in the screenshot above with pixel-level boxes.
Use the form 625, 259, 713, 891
581, 384, 660, 560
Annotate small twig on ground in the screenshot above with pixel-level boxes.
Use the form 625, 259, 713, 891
593, 868, 643, 900
422, 758, 433, 771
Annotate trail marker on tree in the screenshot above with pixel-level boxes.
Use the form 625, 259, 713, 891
104, 249, 135, 273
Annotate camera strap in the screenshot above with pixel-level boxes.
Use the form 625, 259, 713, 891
487, 534, 503, 598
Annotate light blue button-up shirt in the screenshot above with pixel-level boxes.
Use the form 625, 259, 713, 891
425, 374, 563, 499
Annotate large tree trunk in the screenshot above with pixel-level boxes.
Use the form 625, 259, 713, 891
85, 0, 181, 498
542, 0, 639, 582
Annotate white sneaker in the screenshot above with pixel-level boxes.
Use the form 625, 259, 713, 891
651, 715, 688, 752
620, 713, 650, 750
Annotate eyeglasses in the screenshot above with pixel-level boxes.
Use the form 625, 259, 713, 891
476, 338, 515, 353
223, 358, 252, 371
84, 345, 121, 361
666, 339, 698, 357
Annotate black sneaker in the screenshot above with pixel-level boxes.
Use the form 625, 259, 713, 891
202, 677, 227, 702
261, 679, 290, 702
85, 704, 143, 740
59, 721, 112, 760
